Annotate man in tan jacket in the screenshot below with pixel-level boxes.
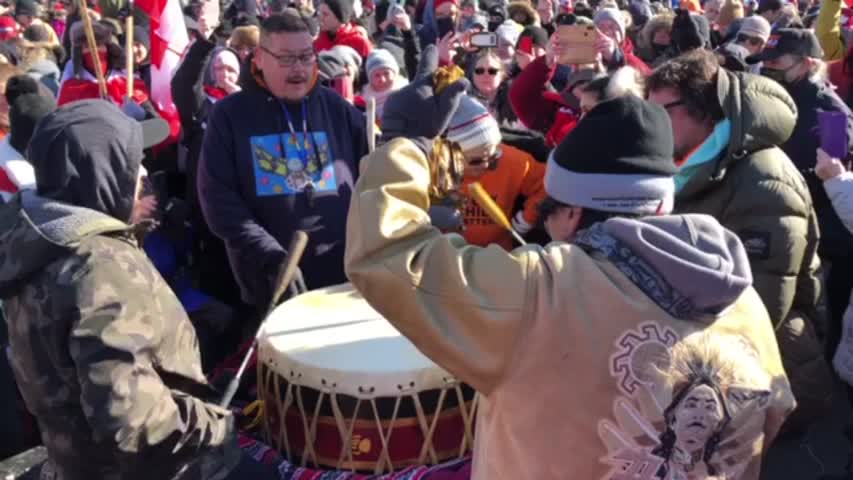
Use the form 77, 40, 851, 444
346, 47, 795, 480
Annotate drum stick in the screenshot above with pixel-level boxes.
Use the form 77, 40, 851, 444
468, 182, 527, 245
78, 0, 108, 99
218, 230, 309, 409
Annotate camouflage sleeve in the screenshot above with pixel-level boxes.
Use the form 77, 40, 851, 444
62, 238, 234, 472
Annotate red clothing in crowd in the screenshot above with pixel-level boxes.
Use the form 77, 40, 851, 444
829, 49, 853, 105
618, 37, 651, 76
57, 71, 182, 147
509, 56, 581, 148
314, 24, 373, 59
460, 144, 546, 250
0, 137, 35, 202
57, 72, 150, 107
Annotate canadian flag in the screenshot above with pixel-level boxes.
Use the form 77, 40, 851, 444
136, 0, 188, 145
136, 0, 188, 110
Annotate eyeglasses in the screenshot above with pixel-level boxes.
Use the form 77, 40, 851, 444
474, 67, 500, 76
468, 150, 501, 166
662, 99, 686, 111
259, 45, 316, 67
736, 34, 763, 46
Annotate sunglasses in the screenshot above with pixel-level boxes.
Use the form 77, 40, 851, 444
474, 67, 500, 76
736, 34, 764, 46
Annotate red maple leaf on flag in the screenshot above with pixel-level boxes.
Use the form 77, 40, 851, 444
135, 0, 169, 68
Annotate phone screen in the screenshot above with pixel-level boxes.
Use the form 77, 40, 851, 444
819, 110, 849, 160
471, 32, 498, 48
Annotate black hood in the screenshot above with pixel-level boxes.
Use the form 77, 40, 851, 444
671, 10, 711, 53
27, 99, 144, 224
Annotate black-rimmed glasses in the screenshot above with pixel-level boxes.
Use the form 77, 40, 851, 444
259, 45, 317, 67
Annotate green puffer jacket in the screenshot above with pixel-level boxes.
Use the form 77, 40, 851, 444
673, 70, 834, 431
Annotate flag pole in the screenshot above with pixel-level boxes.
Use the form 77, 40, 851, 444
125, 1, 134, 98
78, 0, 108, 99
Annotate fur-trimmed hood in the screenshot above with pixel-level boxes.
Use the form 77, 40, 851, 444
507, 1, 540, 27
68, 19, 113, 47
67, 20, 125, 79
638, 11, 674, 52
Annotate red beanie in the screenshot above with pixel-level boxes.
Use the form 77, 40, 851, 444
434, 0, 459, 11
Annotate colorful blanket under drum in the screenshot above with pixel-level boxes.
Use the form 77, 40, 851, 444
239, 435, 472, 480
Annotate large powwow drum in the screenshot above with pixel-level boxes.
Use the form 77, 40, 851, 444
258, 283, 478, 474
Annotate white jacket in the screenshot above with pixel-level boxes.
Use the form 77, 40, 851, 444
825, 172, 853, 385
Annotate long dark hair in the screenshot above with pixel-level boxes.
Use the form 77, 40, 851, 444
536, 196, 640, 233
651, 376, 732, 478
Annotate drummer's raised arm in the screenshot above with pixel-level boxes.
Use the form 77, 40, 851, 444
346, 138, 537, 396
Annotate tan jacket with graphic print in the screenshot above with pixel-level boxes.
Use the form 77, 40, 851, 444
345, 139, 796, 480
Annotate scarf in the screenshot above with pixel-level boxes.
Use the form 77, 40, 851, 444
204, 84, 229, 101
674, 119, 731, 192
360, 76, 408, 119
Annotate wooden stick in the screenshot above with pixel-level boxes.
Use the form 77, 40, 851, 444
469, 182, 527, 245
366, 97, 376, 153
78, 0, 108, 99
125, 11, 134, 98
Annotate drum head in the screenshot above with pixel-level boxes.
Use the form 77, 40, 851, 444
259, 283, 453, 397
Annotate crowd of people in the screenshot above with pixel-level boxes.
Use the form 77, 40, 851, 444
1, 0, 853, 477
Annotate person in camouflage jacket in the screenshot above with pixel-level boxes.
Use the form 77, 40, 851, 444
0, 100, 276, 480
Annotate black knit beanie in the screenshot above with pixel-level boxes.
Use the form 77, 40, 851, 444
5, 74, 45, 108
132, 25, 150, 52
672, 9, 710, 53
323, 0, 353, 24
7, 75, 56, 154
546, 96, 677, 215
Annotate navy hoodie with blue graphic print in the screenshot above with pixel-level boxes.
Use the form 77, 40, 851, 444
198, 70, 368, 307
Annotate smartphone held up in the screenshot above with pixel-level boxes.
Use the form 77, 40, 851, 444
818, 110, 849, 161
556, 24, 597, 65
470, 31, 498, 48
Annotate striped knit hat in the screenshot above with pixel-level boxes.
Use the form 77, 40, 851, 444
445, 96, 501, 152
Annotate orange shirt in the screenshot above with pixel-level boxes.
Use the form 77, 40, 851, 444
461, 144, 546, 250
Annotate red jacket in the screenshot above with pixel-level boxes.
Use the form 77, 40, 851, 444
617, 38, 651, 76
314, 24, 373, 59
57, 73, 149, 107
829, 50, 853, 107
509, 56, 581, 148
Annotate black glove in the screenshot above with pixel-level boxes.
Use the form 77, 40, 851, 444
380, 45, 470, 154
